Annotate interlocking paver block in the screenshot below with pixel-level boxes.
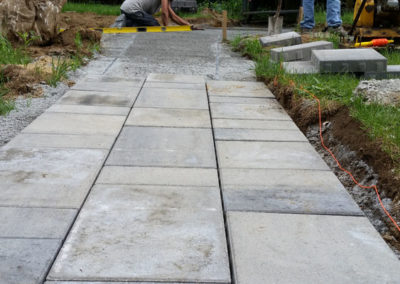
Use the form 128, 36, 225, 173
259, 31, 302, 47
48, 104, 130, 115
58, 90, 139, 107
214, 129, 307, 142
210, 103, 289, 120
228, 212, 400, 283
209, 96, 271, 104
48, 185, 230, 282
147, 73, 205, 83
270, 41, 333, 62
283, 61, 318, 74
212, 119, 299, 130
144, 81, 205, 90
207, 80, 271, 97
311, 48, 387, 73
72, 76, 144, 92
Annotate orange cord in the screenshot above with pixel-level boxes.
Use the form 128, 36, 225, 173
296, 84, 400, 233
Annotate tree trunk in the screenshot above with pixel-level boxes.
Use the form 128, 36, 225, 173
0, 0, 67, 44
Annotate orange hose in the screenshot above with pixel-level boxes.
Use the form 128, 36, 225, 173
296, 84, 400, 233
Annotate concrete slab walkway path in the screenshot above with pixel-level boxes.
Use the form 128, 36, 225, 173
1, 29, 400, 284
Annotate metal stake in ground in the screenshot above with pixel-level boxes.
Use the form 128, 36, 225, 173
268, 0, 283, 35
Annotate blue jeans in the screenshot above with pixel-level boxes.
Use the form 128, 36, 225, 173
301, 0, 342, 29
122, 10, 160, 27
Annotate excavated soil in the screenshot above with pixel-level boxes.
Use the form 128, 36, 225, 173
267, 81, 400, 256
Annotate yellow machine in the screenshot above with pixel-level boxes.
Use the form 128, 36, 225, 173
351, 0, 400, 41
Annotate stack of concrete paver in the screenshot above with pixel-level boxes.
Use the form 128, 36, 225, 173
259, 32, 400, 78
207, 80, 400, 283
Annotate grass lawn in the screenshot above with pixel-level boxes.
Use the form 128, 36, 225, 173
231, 36, 400, 161
62, 2, 121, 16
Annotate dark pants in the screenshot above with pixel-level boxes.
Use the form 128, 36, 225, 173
122, 10, 160, 27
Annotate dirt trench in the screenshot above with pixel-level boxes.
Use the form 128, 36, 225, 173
266, 81, 400, 257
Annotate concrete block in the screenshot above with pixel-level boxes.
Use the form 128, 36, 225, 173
207, 80, 271, 96
0, 207, 76, 238
126, 107, 211, 128
136, 88, 208, 109
0, 238, 61, 284
48, 104, 130, 116
97, 166, 219, 187
259, 31, 302, 47
387, 65, 400, 76
311, 48, 387, 73
220, 168, 362, 215
4, 133, 115, 149
147, 73, 204, 84
144, 81, 205, 90
216, 141, 329, 170
283, 61, 318, 74
106, 126, 216, 168
49, 185, 230, 282
58, 90, 139, 107
0, 148, 107, 208
23, 113, 125, 136
270, 41, 333, 62
227, 212, 400, 283
213, 119, 299, 130
72, 76, 144, 92
210, 103, 290, 120
209, 96, 271, 104
214, 129, 307, 142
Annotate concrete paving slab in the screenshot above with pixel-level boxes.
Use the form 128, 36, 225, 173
58, 90, 139, 107
106, 127, 216, 168
216, 141, 329, 170
0, 238, 61, 284
227, 212, 400, 284
48, 184, 230, 282
213, 118, 299, 130
259, 31, 302, 47
311, 48, 387, 73
97, 166, 219, 187
48, 104, 130, 116
72, 76, 144, 93
3, 133, 115, 149
135, 88, 208, 109
126, 107, 211, 128
210, 103, 290, 120
387, 65, 400, 76
207, 80, 270, 95
0, 207, 76, 238
147, 73, 205, 83
144, 81, 205, 90
270, 41, 333, 62
23, 113, 125, 136
214, 128, 307, 142
283, 61, 318, 74
0, 148, 107, 208
209, 96, 271, 104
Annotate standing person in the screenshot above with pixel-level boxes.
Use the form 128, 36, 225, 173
300, 0, 346, 34
120, 0, 191, 27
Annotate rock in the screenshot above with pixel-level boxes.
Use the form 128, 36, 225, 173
354, 79, 400, 106
0, 0, 67, 44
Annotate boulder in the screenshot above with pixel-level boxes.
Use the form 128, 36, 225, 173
0, 0, 67, 44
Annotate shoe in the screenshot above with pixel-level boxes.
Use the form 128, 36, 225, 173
328, 25, 348, 37
300, 27, 313, 34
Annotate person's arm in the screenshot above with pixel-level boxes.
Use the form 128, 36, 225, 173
168, 4, 190, 26
161, 0, 170, 26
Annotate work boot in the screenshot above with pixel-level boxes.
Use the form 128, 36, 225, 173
328, 25, 348, 37
300, 27, 313, 34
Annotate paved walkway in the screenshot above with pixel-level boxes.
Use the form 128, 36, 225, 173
1, 30, 400, 283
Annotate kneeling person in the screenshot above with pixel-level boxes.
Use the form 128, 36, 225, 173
120, 0, 190, 27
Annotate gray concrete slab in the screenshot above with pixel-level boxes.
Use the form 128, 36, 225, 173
23, 113, 125, 136
270, 41, 333, 62
283, 61, 318, 74
216, 141, 330, 170
126, 107, 211, 128
209, 96, 271, 104
3, 133, 115, 149
0, 207, 76, 238
210, 102, 290, 120
48, 104, 130, 116
311, 48, 387, 73
227, 212, 400, 283
144, 81, 205, 90
97, 166, 219, 187
220, 168, 362, 215
57, 90, 139, 107
135, 88, 208, 110
259, 31, 302, 47
207, 80, 270, 95
213, 118, 299, 130
106, 127, 216, 168
72, 76, 144, 93
147, 73, 205, 83
48, 184, 230, 282
387, 65, 400, 76
0, 238, 61, 284
0, 148, 107, 208
214, 128, 307, 142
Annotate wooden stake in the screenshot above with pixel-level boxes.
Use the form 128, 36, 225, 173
297, 6, 304, 25
222, 10, 227, 42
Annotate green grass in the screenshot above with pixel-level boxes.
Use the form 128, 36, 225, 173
0, 82, 14, 116
381, 48, 400, 65
0, 35, 31, 65
62, 2, 120, 15
231, 35, 400, 161
315, 7, 354, 26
